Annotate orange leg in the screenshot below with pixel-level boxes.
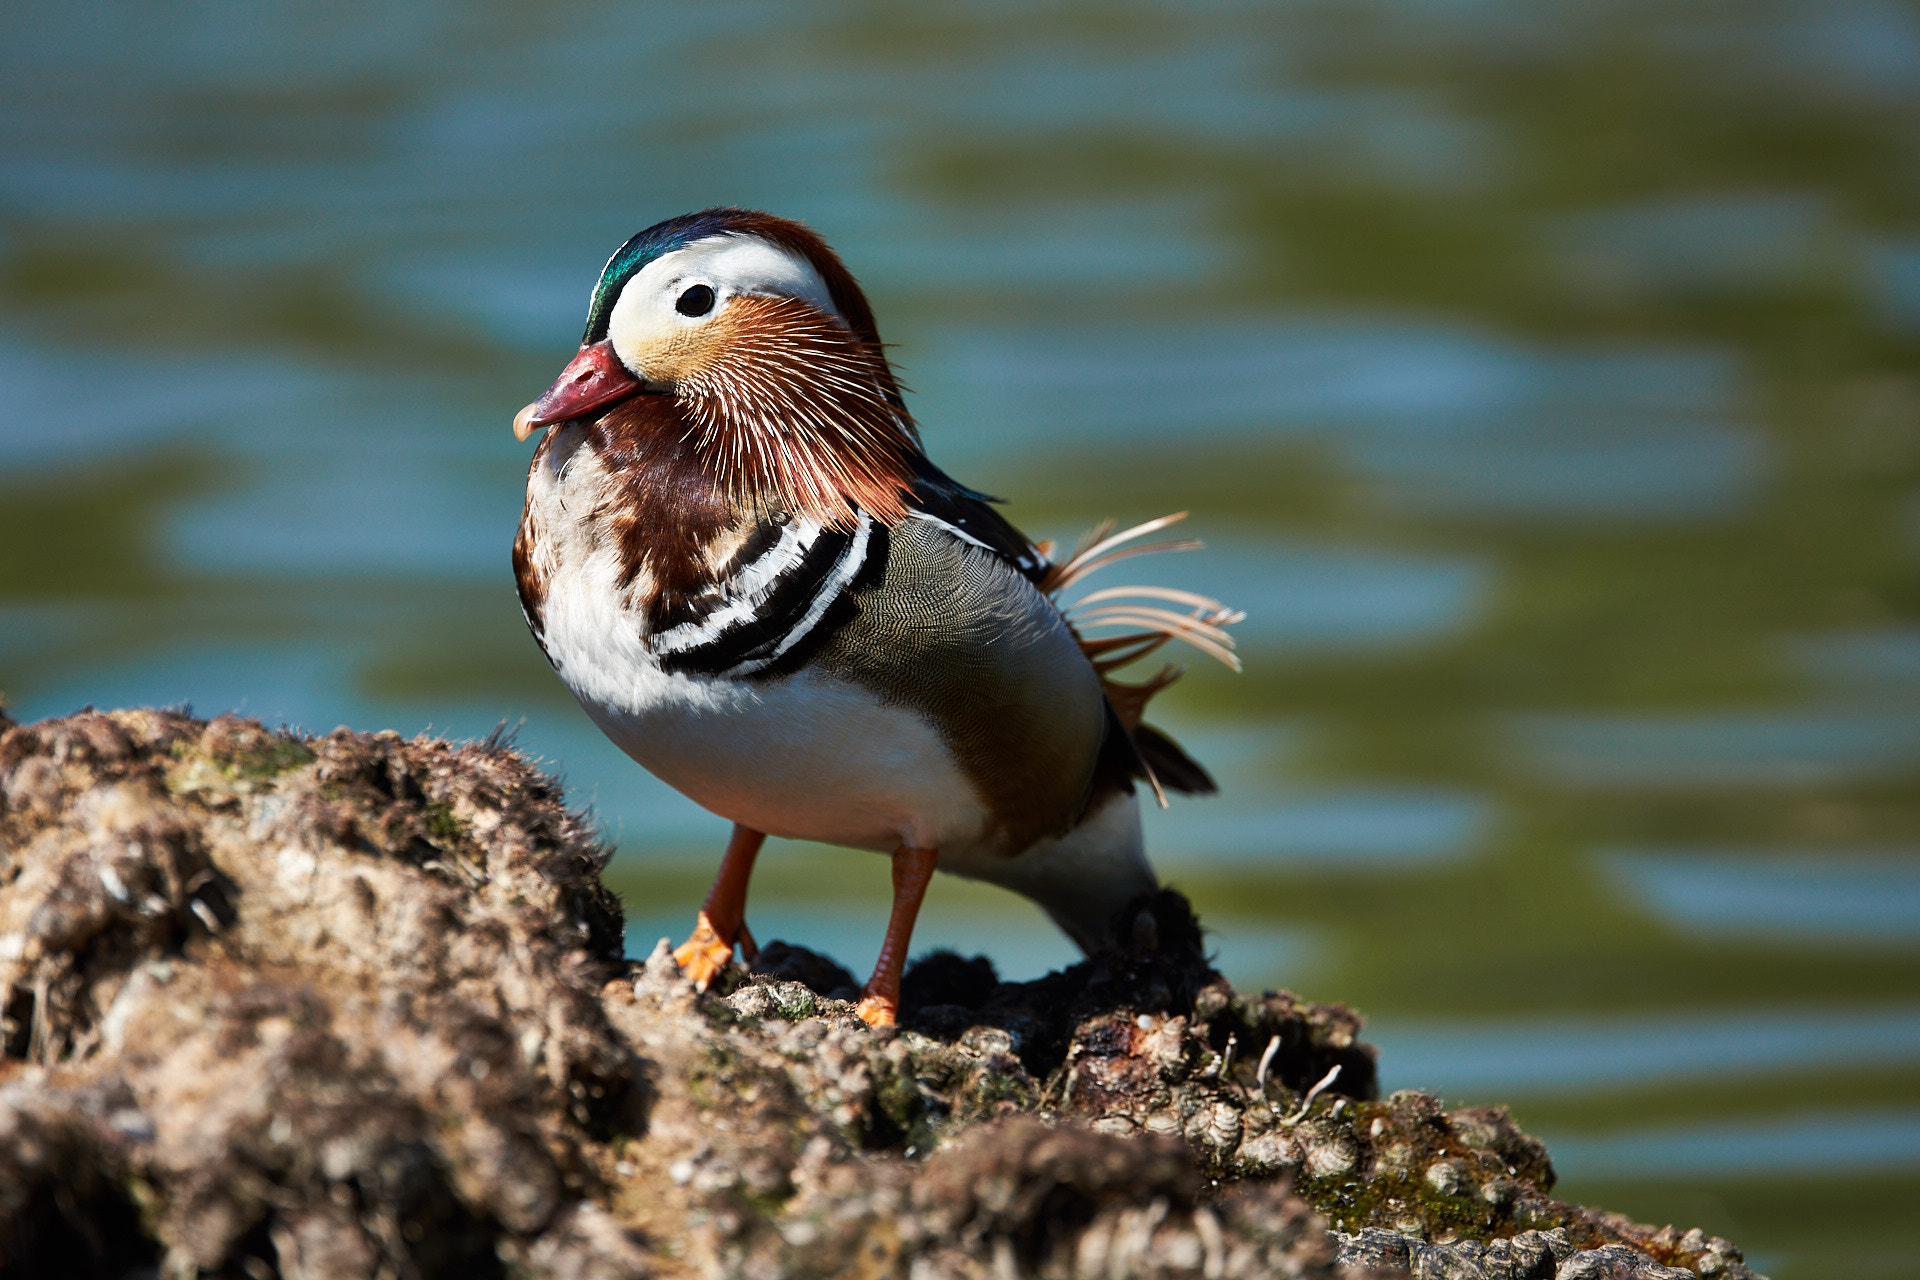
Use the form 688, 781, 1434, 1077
673, 824, 765, 989
854, 846, 939, 1028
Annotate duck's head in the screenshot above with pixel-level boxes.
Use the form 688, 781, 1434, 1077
514, 208, 917, 527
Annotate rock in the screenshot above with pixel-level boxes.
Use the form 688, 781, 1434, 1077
0, 710, 1770, 1278
1337, 1226, 1415, 1274
1484, 1231, 1561, 1279
1555, 1244, 1697, 1279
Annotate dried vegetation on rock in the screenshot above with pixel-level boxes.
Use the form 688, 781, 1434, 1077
0, 710, 1764, 1279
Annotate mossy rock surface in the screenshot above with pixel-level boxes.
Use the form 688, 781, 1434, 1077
0, 709, 1761, 1278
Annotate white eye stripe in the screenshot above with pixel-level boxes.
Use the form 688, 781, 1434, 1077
607, 232, 843, 373
624, 237, 836, 320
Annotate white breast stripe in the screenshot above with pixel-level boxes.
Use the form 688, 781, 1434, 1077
907, 509, 1041, 571
907, 509, 992, 552
651, 520, 822, 655
727, 512, 873, 678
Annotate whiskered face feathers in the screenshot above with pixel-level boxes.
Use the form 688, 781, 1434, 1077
593, 213, 917, 529
677, 294, 915, 528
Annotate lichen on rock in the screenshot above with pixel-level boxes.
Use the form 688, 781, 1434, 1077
0, 710, 1766, 1279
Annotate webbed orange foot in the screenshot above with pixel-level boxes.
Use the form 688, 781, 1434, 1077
854, 993, 897, 1028
673, 912, 735, 990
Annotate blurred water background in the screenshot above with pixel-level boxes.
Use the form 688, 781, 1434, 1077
4, 2, 1919, 1274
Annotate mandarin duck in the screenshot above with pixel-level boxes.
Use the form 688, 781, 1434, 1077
511, 208, 1239, 1026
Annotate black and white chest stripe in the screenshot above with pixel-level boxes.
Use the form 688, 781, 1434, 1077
905, 510, 1043, 576
650, 512, 883, 680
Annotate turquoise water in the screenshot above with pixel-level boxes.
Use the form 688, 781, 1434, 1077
4, 3, 1920, 1273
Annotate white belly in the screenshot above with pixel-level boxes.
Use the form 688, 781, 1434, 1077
570, 662, 1154, 949
575, 667, 991, 857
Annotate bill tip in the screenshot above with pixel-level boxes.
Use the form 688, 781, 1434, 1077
512, 403, 540, 442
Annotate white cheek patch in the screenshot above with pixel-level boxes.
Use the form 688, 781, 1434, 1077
607, 233, 844, 374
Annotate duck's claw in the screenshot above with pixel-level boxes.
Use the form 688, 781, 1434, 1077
853, 992, 897, 1028
672, 912, 735, 990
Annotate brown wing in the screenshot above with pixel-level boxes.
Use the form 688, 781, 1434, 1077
811, 516, 1109, 854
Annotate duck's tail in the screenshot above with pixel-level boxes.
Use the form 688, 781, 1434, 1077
1040, 512, 1243, 807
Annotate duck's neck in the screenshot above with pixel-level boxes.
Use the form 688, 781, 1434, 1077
580, 393, 744, 603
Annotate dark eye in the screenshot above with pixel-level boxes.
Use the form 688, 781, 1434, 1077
675, 284, 716, 317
